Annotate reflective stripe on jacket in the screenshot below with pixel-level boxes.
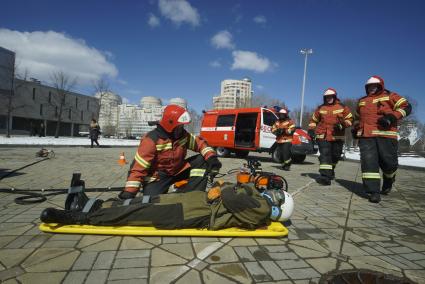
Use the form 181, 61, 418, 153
356, 91, 410, 139
309, 102, 353, 141
272, 119, 295, 143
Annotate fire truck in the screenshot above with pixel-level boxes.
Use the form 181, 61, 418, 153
200, 107, 317, 163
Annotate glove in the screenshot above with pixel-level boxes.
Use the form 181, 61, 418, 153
118, 190, 136, 200
308, 129, 316, 140
334, 123, 344, 132
206, 156, 222, 175
377, 114, 397, 129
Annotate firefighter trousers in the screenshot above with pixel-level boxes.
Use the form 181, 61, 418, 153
277, 142, 292, 166
143, 154, 209, 196
358, 137, 398, 194
317, 140, 344, 179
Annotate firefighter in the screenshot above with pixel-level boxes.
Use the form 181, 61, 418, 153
40, 182, 295, 230
308, 88, 353, 185
272, 108, 295, 171
118, 104, 222, 199
354, 76, 411, 203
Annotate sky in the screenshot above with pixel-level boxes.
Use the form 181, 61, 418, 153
1, 0, 424, 122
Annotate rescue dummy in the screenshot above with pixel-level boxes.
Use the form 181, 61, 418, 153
40, 182, 295, 231
354, 76, 411, 203
119, 104, 222, 200
271, 108, 295, 171
308, 88, 353, 185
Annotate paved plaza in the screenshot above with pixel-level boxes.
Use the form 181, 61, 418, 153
0, 146, 424, 283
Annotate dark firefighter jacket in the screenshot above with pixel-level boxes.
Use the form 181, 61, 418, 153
124, 126, 216, 194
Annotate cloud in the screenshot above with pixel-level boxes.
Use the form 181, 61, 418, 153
0, 29, 118, 85
122, 97, 130, 104
253, 15, 267, 25
148, 13, 161, 28
211, 30, 235, 49
209, 60, 221, 68
116, 79, 128, 85
158, 0, 200, 27
231, 50, 274, 73
256, 84, 264, 90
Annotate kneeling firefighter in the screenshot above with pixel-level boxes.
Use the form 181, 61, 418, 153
308, 88, 353, 185
354, 76, 411, 203
272, 108, 295, 171
41, 182, 295, 230
119, 104, 222, 199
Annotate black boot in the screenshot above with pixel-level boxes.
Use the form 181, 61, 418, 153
330, 169, 335, 180
282, 164, 291, 171
369, 193, 381, 203
40, 208, 88, 224
65, 191, 89, 211
381, 177, 394, 195
316, 175, 331, 186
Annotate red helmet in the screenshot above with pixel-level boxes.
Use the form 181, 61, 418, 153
323, 88, 337, 97
159, 105, 191, 133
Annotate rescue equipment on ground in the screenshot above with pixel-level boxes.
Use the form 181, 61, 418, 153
118, 152, 128, 165
36, 148, 55, 159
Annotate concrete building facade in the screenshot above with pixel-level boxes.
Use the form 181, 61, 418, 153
0, 78, 100, 136
213, 77, 253, 109
96, 94, 188, 138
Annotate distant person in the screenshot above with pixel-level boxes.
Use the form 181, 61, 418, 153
353, 76, 411, 203
119, 104, 221, 200
308, 88, 353, 185
39, 122, 45, 137
271, 108, 295, 171
89, 119, 101, 148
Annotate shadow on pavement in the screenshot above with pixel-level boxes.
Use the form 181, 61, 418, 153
335, 178, 369, 199
0, 168, 26, 180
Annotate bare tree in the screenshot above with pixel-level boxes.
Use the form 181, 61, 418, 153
291, 106, 314, 129
186, 107, 201, 134
0, 55, 29, 137
50, 71, 77, 138
251, 93, 286, 109
92, 77, 110, 120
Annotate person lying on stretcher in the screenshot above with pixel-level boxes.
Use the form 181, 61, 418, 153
40, 181, 294, 231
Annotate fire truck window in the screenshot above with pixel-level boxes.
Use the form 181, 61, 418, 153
263, 111, 277, 126
217, 115, 235, 127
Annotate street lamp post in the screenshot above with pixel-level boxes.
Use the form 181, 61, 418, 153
299, 48, 313, 127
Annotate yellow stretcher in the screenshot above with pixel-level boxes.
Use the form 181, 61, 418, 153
39, 222, 288, 237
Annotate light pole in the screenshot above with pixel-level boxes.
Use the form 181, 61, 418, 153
299, 48, 313, 127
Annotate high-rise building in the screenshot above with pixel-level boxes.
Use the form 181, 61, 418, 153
213, 77, 253, 109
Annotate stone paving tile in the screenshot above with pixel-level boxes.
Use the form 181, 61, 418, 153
17, 271, 67, 284
93, 251, 116, 270
110, 267, 148, 281
63, 271, 89, 284
1, 149, 424, 283
85, 270, 109, 284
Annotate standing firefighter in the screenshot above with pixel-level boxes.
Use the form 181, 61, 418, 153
118, 105, 222, 199
272, 108, 296, 171
354, 76, 411, 203
308, 88, 353, 185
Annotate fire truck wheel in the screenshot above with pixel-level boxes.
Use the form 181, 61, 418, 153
215, 147, 230, 157
292, 154, 306, 163
234, 150, 249, 159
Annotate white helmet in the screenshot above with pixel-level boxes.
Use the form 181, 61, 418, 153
263, 190, 295, 222
278, 191, 294, 221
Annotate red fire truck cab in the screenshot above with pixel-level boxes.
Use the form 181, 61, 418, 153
200, 107, 317, 163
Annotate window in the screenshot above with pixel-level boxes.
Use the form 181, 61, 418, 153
81, 110, 83, 121
40, 104, 43, 116
76, 98, 78, 109
216, 114, 235, 127
87, 100, 89, 110
48, 91, 51, 103
69, 109, 72, 119
262, 110, 277, 126
32, 88, 36, 100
